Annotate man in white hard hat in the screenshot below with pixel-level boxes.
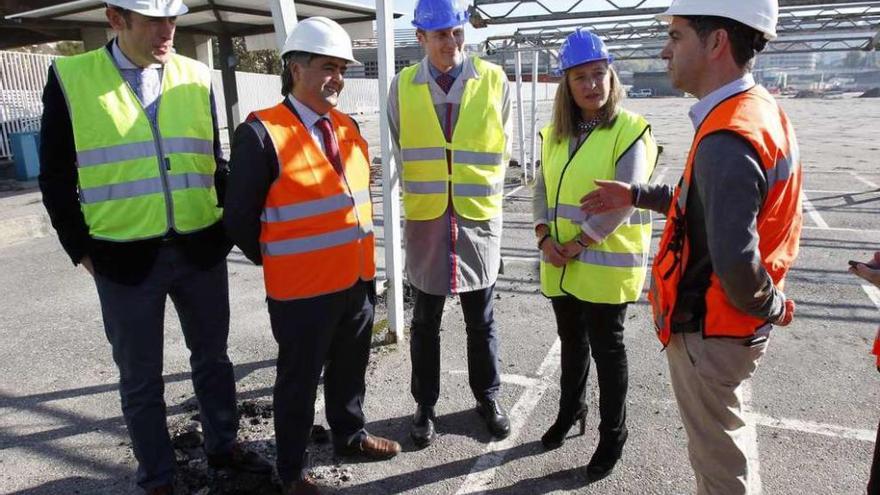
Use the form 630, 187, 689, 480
38, 1, 270, 493
580, 0, 802, 493
224, 16, 400, 495
387, 0, 512, 449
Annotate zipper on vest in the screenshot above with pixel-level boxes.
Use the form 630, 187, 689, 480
150, 104, 176, 233
107, 52, 175, 234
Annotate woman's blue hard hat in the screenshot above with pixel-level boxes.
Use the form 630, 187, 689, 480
555, 29, 613, 76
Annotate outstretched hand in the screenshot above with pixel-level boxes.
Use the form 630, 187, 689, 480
580, 180, 634, 214
849, 251, 880, 288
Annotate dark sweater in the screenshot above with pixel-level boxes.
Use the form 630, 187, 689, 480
636, 132, 785, 330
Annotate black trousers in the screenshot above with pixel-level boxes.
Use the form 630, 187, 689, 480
410, 285, 501, 406
268, 279, 375, 484
94, 245, 236, 490
550, 296, 628, 442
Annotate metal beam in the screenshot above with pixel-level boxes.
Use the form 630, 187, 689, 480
479, 0, 880, 60
470, 0, 880, 26
188, 4, 273, 18
376, 0, 405, 345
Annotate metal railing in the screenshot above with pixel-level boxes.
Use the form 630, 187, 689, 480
0, 51, 57, 160
0, 49, 558, 161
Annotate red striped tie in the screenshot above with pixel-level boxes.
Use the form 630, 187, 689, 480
315, 117, 343, 175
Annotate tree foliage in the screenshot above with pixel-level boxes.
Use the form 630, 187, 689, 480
213, 37, 282, 75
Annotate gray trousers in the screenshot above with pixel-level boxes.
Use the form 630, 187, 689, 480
666, 330, 769, 495
94, 244, 237, 490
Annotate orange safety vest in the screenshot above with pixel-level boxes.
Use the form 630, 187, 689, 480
253, 102, 375, 301
649, 85, 803, 345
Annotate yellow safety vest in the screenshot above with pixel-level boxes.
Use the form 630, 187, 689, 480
53, 47, 220, 241
540, 110, 658, 303
398, 56, 507, 221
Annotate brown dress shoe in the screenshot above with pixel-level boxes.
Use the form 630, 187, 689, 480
337, 434, 401, 459
284, 476, 321, 495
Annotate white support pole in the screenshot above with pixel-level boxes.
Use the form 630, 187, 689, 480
514, 49, 526, 184
529, 50, 539, 183
376, 0, 405, 345
269, 0, 299, 51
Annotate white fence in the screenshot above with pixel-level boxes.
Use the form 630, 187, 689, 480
0, 49, 558, 161
0, 51, 57, 159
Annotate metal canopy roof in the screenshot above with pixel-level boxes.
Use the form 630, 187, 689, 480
473, 0, 880, 59
1, 0, 402, 48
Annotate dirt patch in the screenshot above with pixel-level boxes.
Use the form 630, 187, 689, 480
165, 368, 398, 494
371, 282, 416, 345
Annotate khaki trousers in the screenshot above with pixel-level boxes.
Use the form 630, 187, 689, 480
667, 330, 769, 495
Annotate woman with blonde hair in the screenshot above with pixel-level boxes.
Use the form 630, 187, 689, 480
532, 29, 658, 481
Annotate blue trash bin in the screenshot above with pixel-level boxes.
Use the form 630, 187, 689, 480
10, 131, 41, 182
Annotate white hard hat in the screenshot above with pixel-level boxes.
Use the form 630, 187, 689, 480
105, 0, 188, 17
658, 0, 778, 40
281, 17, 360, 65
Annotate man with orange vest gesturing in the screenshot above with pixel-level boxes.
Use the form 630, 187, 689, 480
223, 17, 400, 495
581, 0, 801, 492
848, 252, 880, 494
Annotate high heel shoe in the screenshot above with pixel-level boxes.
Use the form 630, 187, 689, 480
541, 407, 587, 450
586, 429, 628, 481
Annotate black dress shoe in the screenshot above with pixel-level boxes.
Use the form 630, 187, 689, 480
411, 405, 437, 448
541, 406, 587, 450
586, 430, 628, 481
475, 399, 510, 439
206, 443, 272, 474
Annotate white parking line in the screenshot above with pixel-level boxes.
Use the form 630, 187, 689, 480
861, 283, 880, 310
504, 185, 524, 199
455, 338, 561, 495
502, 255, 539, 264
848, 171, 879, 189
750, 413, 876, 442
742, 382, 763, 495
804, 189, 874, 194
801, 195, 829, 229
802, 226, 880, 234
448, 370, 538, 388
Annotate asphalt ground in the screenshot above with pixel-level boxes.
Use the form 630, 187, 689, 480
0, 95, 878, 494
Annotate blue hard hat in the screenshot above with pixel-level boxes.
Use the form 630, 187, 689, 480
555, 29, 613, 76
412, 0, 470, 31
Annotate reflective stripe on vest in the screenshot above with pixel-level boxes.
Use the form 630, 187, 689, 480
255, 102, 375, 301
53, 48, 219, 241
539, 110, 658, 304
649, 85, 803, 345
398, 57, 507, 221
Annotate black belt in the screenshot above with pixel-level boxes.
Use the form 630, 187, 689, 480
671, 318, 702, 334
159, 231, 181, 244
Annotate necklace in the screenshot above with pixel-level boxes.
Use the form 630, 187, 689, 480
577, 117, 602, 133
